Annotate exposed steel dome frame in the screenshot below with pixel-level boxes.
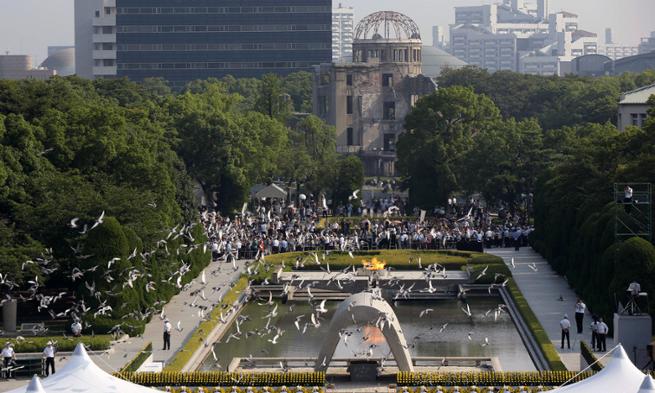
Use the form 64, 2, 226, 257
354, 11, 421, 41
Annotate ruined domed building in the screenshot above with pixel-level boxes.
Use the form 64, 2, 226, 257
312, 11, 437, 177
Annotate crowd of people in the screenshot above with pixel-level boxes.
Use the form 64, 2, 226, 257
201, 196, 533, 261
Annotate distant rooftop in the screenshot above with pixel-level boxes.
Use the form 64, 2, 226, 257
620, 83, 655, 105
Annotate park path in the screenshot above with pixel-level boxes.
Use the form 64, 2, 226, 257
488, 247, 614, 371
89, 259, 247, 373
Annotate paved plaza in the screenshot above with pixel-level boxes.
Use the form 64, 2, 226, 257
488, 247, 615, 371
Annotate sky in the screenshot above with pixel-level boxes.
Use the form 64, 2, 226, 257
0, 0, 653, 64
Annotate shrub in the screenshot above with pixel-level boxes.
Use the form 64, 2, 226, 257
580, 341, 603, 372
121, 342, 153, 373
164, 276, 249, 371
3, 335, 112, 353
86, 316, 147, 336
507, 280, 567, 371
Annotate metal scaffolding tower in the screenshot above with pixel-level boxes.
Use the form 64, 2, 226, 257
614, 183, 652, 242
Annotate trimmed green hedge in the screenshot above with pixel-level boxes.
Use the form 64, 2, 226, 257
116, 371, 326, 386
86, 316, 147, 336
580, 341, 603, 372
397, 370, 593, 386
165, 276, 250, 371
507, 280, 567, 371
3, 335, 112, 353
121, 342, 153, 373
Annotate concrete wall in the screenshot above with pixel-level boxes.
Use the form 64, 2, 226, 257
613, 313, 652, 368
75, 0, 102, 79
618, 104, 650, 131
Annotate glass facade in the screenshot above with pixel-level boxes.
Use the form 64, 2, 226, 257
116, 0, 332, 86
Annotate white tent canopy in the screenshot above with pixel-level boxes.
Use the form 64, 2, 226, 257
639, 376, 655, 393
552, 345, 648, 393
7, 344, 157, 393
7, 344, 651, 393
252, 183, 287, 200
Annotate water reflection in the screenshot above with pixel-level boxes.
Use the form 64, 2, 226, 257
201, 297, 535, 371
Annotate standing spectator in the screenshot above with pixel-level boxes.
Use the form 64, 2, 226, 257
590, 316, 600, 351
597, 318, 609, 352
71, 319, 82, 337
575, 298, 586, 334
560, 314, 571, 349
43, 341, 56, 376
2, 343, 15, 379
512, 228, 522, 251
624, 185, 633, 203
163, 319, 172, 350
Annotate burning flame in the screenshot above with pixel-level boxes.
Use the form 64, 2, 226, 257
362, 257, 387, 271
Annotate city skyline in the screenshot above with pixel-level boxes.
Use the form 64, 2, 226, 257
0, 0, 653, 64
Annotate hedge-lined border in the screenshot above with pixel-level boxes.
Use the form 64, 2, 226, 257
164, 276, 249, 371
506, 280, 567, 371
396, 370, 592, 386
116, 371, 326, 386
119, 342, 153, 373
5, 335, 112, 353
580, 341, 603, 372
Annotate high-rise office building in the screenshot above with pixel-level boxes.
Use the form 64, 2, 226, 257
605, 28, 613, 45
332, 4, 354, 62
74, 0, 117, 79
112, 0, 331, 87
432, 25, 445, 48
639, 31, 655, 54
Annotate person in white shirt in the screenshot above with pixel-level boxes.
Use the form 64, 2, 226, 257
163, 319, 172, 350
71, 319, 82, 337
559, 314, 571, 349
596, 318, 609, 352
575, 298, 586, 334
1, 343, 15, 379
43, 341, 56, 376
624, 186, 633, 202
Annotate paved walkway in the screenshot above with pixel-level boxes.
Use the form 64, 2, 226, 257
90, 259, 247, 373
488, 247, 614, 371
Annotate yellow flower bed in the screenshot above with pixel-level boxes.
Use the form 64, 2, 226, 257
396, 370, 592, 386
116, 371, 325, 387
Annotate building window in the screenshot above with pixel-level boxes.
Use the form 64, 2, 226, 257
383, 101, 395, 120
346, 74, 353, 86
631, 113, 640, 126
383, 134, 396, 151
639, 113, 647, 126
102, 26, 114, 34
105, 7, 112, 15
382, 73, 393, 87
347, 127, 354, 146
95, 10, 100, 17
346, 95, 353, 114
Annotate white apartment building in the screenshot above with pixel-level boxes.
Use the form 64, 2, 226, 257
74, 0, 117, 79
333, 4, 354, 62
600, 45, 639, 60
451, 26, 517, 72
450, 1, 598, 76
639, 31, 655, 54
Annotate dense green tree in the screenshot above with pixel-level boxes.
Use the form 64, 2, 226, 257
254, 74, 293, 120
397, 86, 501, 208
331, 156, 364, 206
283, 71, 313, 113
